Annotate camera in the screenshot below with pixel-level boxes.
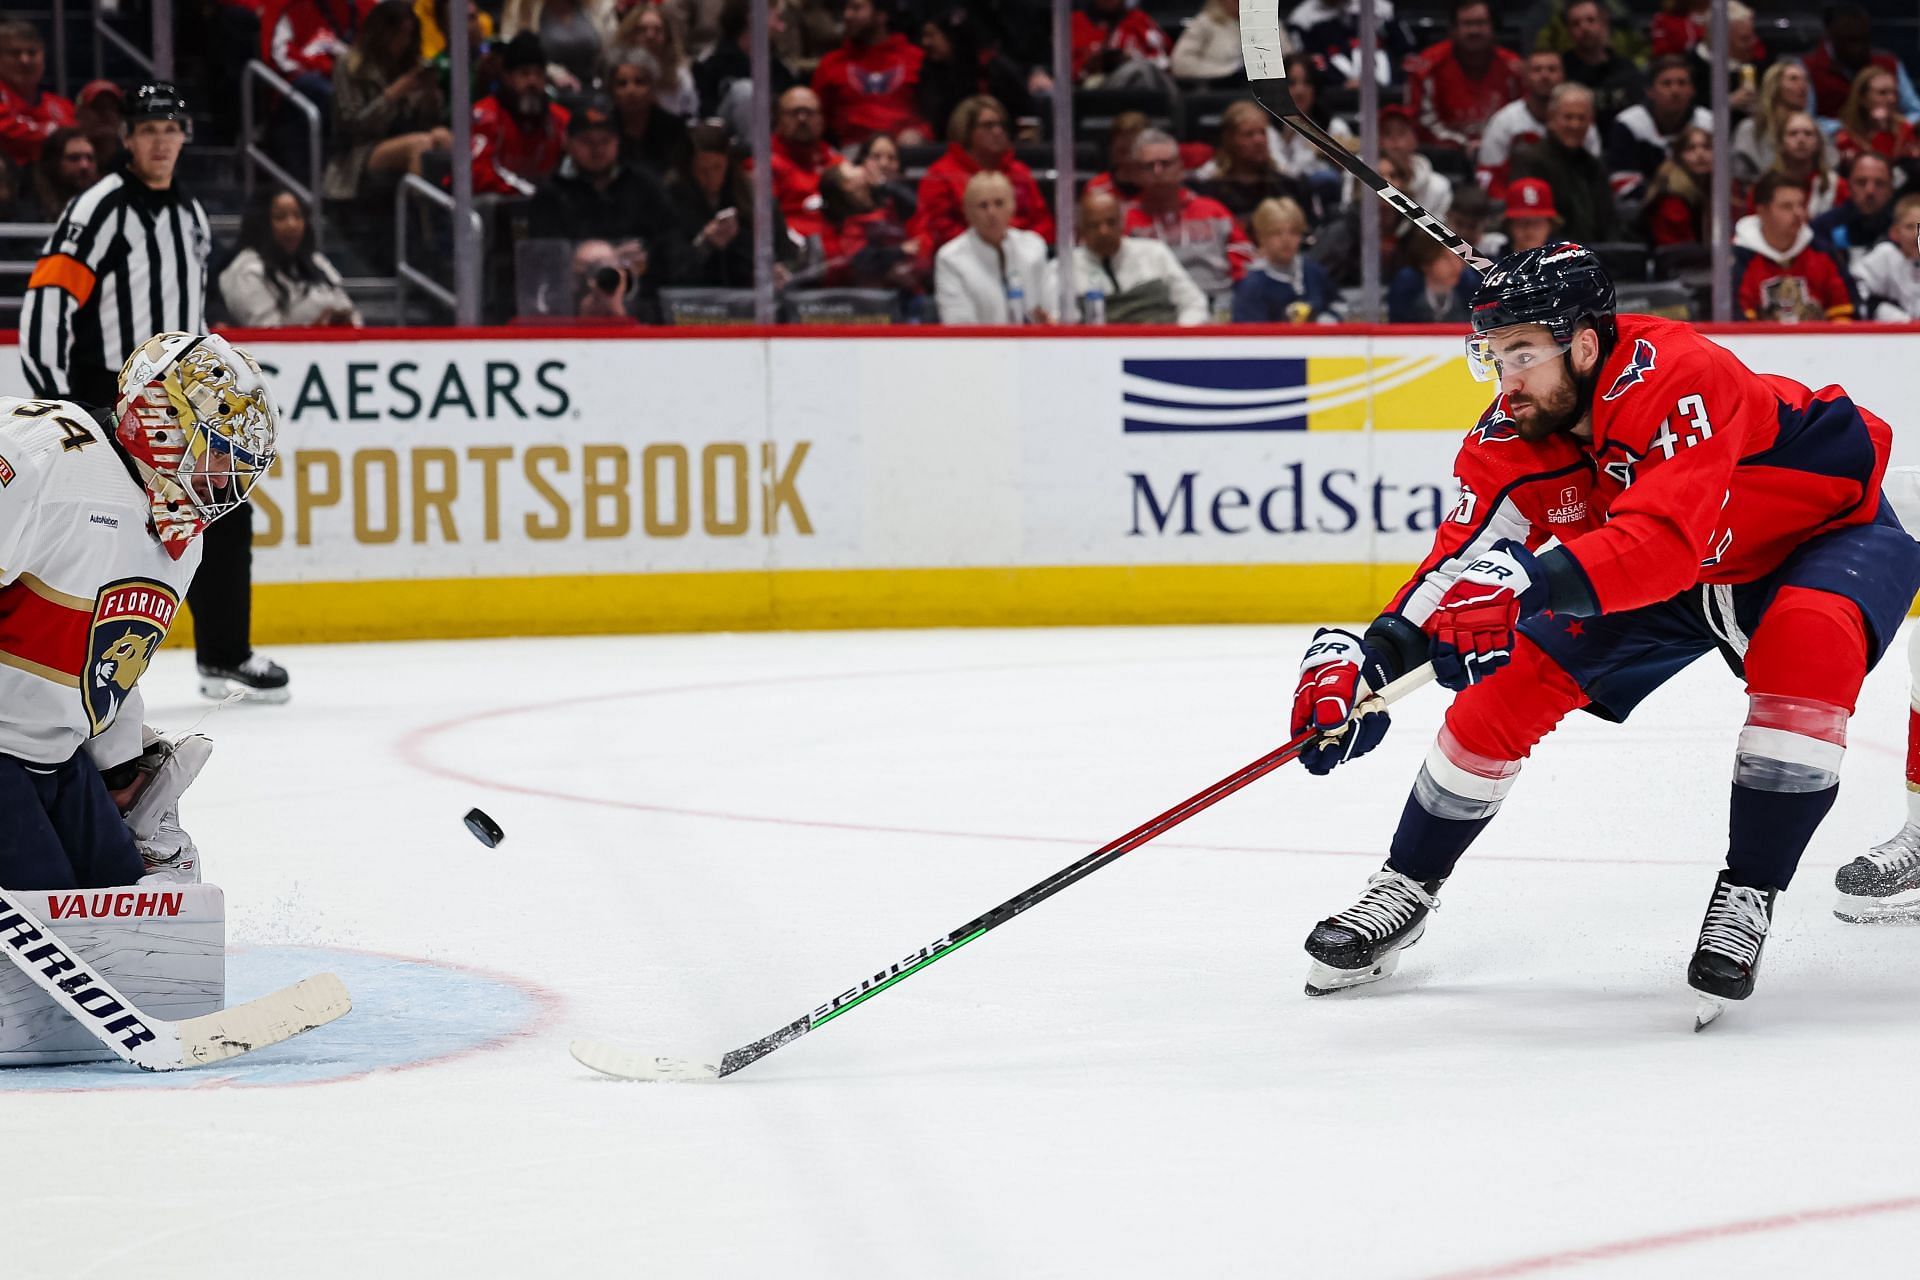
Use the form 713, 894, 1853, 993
593, 266, 624, 293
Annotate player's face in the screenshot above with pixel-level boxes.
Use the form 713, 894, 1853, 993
1478, 326, 1579, 439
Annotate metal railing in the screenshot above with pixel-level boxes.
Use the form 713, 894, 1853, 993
91, 2, 167, 83
240, 60, 325, 245
395, 174, 482, 323
0, 224, 56, 325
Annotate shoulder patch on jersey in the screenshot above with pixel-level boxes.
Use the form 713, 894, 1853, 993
1600, 338, 1658, 402
0, 454, 13, 487
85, 579, 180, 736
1468, 400, 1520, 444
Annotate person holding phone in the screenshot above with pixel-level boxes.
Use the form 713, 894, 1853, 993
666, 121, 793, 287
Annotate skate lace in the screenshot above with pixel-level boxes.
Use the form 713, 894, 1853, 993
1331, 871, 1437, 940
1700, 882, 1771, 966
237, 653, 280, 677
1863, 825, 1920, 871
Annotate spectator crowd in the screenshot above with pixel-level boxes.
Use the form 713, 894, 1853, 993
3, 0, 1920, 325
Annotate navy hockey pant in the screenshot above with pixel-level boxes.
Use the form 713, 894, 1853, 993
0, 751, 144, 891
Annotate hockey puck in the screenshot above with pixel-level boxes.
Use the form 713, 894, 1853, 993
463, 808, 505, 848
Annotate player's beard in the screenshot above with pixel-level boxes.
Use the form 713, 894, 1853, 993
1507, 362, 1582, 441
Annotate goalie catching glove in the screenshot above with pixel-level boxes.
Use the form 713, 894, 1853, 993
104, 728, 213, 884
1292, 628, 1397, 774
1423, 540, 1550, 691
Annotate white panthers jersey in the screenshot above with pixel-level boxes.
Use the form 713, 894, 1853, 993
0, 396, 202, 766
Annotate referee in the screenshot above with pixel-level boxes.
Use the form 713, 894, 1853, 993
21, 82, 290, 704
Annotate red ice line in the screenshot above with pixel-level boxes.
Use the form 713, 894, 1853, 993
396, 659, 1903, 868
1421, 1195, 1920, 1278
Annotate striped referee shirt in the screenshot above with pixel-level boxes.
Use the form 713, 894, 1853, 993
20, 164, 211, 403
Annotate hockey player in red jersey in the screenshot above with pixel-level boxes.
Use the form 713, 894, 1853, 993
0, 332, 278, 892
1288, 242, 1920, 1024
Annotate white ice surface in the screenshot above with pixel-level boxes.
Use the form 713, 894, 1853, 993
9, 624, 1920, 1279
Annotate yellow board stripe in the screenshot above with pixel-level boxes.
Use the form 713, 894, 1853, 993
159, 564, 1423, 646
155, 561, 1920, 649
0, 648, 82, 688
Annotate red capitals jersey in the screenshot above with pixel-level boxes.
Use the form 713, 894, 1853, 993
811, 35, 928, 146
1388, 314, 1892, 624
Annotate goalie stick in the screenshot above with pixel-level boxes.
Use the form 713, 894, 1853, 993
0, 885, 351, 1071
1238, 3, 1492, 272
571, 665, 1435, 1082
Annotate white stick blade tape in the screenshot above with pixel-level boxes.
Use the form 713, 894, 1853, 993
571, 1040, 721, 1082
1239, 0, 1288, 80
173, 974, 352, 1067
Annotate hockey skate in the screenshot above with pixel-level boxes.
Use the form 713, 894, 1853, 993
1303, 866, 1441, 996
198, 652, 290, 704
1688, 871, 1776, 1030
1833, 824, 1920, 923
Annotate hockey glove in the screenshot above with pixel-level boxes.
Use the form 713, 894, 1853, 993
1424, 540, 1549, 691
1292, 627, 1396, 775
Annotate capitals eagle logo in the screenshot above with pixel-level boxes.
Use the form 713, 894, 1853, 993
1601, 338, 1658, 402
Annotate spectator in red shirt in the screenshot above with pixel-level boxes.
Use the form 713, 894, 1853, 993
1070, 0, 1171, 87
262, 0, 353, 85
1803, 4, 1919, 121
1124, 127, 1250, 307
1404, 0, 1523, 152
1835, 66, 1920, 167
1640, 123, 1714, 247
472, 33, 569, 195
767, 84, 844, 243
909, 93, 1053, 255
0, 20, 75, 170
1732, 171, 1855, 321
1648, 0, 1707, 58
812, 0, 930, 147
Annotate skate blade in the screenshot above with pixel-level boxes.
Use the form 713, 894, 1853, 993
1305, 949, 1404, 997
1693, 994, 1726, 1031
198, 677, 291, 705
1833, 892, 1920, 924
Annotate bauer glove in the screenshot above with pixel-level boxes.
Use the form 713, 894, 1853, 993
1292, 627, 1395, 775
1424, 540, 1548, 691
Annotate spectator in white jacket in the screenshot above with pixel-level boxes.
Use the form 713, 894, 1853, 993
1852, 193, 1920, 321
935, 170, 1049, 323
218, 187, 362, 327
1042, 188, 1209, 324
1171, 0, 1244, 82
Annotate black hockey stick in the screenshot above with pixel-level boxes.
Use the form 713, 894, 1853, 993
571, 665, 1435, 1081
1239, 3, 1492, 271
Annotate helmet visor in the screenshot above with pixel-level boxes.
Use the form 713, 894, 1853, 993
1464, 333, 1571, 384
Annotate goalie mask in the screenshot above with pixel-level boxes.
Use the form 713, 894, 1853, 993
114, 333, 278, 558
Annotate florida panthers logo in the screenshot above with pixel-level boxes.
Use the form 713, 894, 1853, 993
1600, 339, 1658, 402
85, 578, 179, 735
